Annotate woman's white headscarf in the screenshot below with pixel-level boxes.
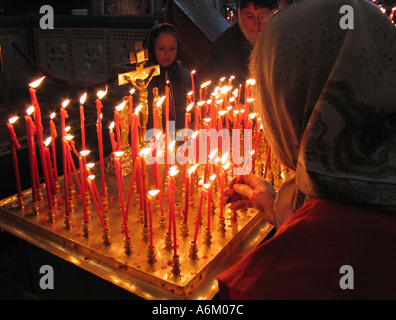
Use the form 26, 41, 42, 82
250, 0, 396, 227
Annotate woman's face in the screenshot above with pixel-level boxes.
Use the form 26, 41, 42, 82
154, 32, 177, 68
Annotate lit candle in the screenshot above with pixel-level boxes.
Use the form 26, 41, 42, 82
96, 87, 107, 197
60, 100, 70, 216
114, 151, 129, 240
49, 113, 58, 182
183, 164, 199, 224
30, 77, 53, 210
44, 137, 56, 196
25, 107, 38, 203
165, 81, 170, 170
147, 189, 160, 250
87, 175, 107, 233
7, 117, 23, 201
168, 167, 179, 258
190, 70, 196, 103
114, 100, 126, 151
65, 136, 82, 195
108, 122, 117, 153
228, 150, 255, 198
193, 183, 209, 244
79, 93, 87, 150
79, 150, 91, 224
139, 148, 150, 227
206, 174, 216, 230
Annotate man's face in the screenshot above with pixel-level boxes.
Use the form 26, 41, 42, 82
240, 3, 274, 40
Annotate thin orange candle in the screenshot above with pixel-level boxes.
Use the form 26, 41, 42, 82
49, 113, 58, 181
183, 164, 199, 224
114, 151, 129, 240
168, 167, 179, 257
114, 100, 126, 151
87, 175, 107, 233
60, 100, 70, 215
79, 93, 87, 150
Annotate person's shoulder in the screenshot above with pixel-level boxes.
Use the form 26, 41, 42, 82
212, 24, 242, 47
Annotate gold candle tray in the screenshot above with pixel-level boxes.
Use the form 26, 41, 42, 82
0, 163, 273, 300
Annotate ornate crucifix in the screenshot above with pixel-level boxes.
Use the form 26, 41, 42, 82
118, 41, 160, 144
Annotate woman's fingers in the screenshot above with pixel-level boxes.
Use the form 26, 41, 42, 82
229, 199, 252, 211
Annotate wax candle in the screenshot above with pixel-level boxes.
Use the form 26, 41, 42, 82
87, 175, 107, 232
25, 109, 38, 203
114, 151, 129, 239
77, 154, 88, 223
147, 189, 160, 249
108, 122, 117, 154
139, 148, 149, 227
44, 137, 56, 196
7, 117, 23, 200
183, 164, 199, 224
168, 167, 179, 257
30, 78, 53, 211
193, 184, 208, 244
165, 81, 170, 169
79, 93, 87, 150
190, 70, 196, 103
60, 100, 70, 215
96, 87, 107, 197
114, 100, 126, 151
206, 174, 216, 230
49, 113, 58, 181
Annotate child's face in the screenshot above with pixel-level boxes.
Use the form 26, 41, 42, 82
154, 32, 177, 68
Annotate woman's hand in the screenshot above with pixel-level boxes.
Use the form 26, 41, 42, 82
224, 174, 276, 225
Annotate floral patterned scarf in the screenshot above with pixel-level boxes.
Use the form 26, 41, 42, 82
250, 0, 396, 227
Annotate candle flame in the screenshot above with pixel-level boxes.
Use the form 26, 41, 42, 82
168, 166, 179, 177
139, 148, 150, 157
202, 183, 211, 190
249, 112, 256, 119
27, 106, 35, 115
79, 92, 87, 105
64, 135, 74, 141
97, 86, 108, 99
197, 101, 205, 107
62, 99, 70, 108
115, 100, 127, 112
191, 70, 196, 75
246, 98, 254, 103
44, 137, 52, 146
191, 131, 199, 139
65, 126, 71, 132
218, 110, 227, 116
129, 88, 135, 95
80, 150, 90, 157
114, 151, 124, 158
227, 106, 233, 111
86, 162, 95, 168
200, 81, 211, 88
109, 121, 115, 130
232, 88, 239, 97
220, 86, 232, 94
209, 174, 216, 182
222, 162, 231, 170
135, 104, 143, 114
221, 151, 229, 164
187, 163, 199, 175
186, 102, 194, 112
9, 116, 18, 124
246, 79, 256, 86
208, 149, 217, 160
148, 189, 160, 197
50, 112, 56, 119
168, 140, 176, 150
156, 96, 166, 108
29, 76, 45, 88
219, 77, 226, 82
88, 174, 95, 180
187, 91, 193, 97
203, 118, 211, 123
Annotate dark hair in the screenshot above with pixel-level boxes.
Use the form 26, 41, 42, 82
144, 23, 180, 64
238, 0, 279, 10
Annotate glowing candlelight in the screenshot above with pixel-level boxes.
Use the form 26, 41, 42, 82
60, 100, 70, 215
183, 163, 199, 224
25, 107, 38, 203
190, 70, 196, 103
96, 87, 107, 197
108, 122, 117, 153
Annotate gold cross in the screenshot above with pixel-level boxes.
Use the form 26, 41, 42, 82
117, 41, 160, 86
